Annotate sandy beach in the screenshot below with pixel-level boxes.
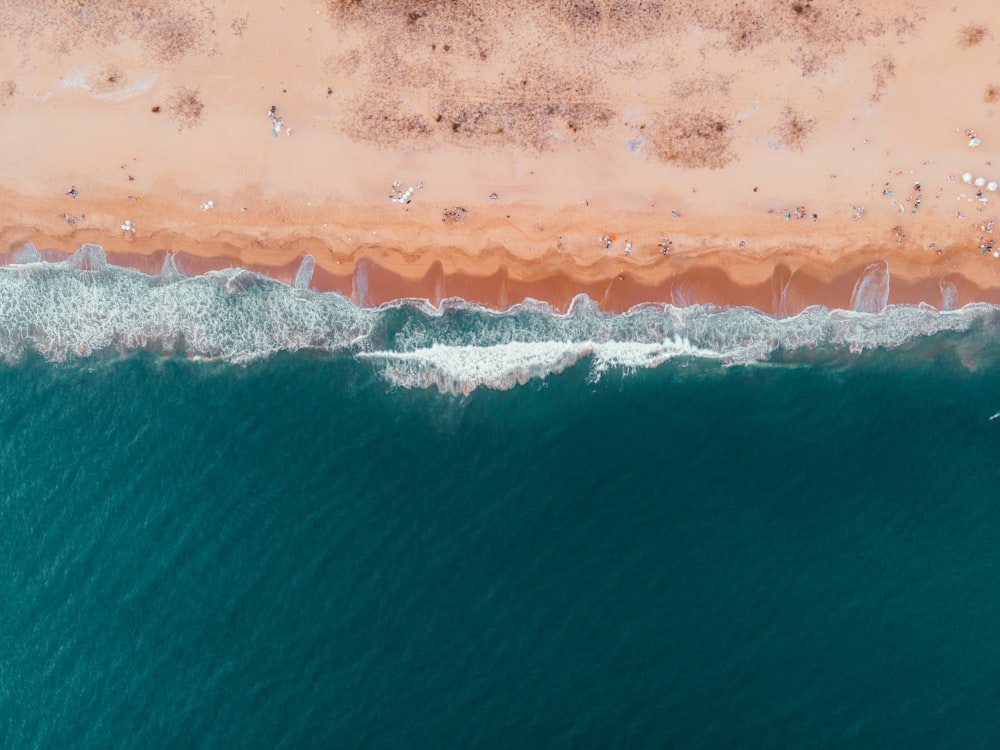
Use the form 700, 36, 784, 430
2, 0, 999, 313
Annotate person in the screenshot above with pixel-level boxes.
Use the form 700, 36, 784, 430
67, 186, 77, 198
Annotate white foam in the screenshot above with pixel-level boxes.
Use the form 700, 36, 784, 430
0, 246, 994, 393
590, 336, 720, 372
0, 248, 375, 364
361, 336, 721, 395
157, 253, 186, 284
351, 259, 370, 306
12, 242, 41, 264
360, 301, 992, 393
361, 341, 588, 395
939, 279, 959, 311
851, 261, 890, 313
294, 255, 315, 290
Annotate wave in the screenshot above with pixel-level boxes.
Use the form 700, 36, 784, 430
359, 336, 719, 395
1, 243, 996, 393
0, 244, 375, 363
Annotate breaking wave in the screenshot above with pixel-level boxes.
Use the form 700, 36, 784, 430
1, 243, 997, 394
0, 244, 375, 363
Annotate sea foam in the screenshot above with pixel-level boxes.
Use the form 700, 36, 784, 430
0, 244, 374, 363
0, 244, 994, 393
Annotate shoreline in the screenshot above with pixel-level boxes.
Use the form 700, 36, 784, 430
4, 179, 1000, 315
5, 229, 1000, 316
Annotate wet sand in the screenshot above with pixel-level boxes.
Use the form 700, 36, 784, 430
1, 0, 999, 313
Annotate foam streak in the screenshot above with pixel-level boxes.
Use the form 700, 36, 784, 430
0, 247, 993, 393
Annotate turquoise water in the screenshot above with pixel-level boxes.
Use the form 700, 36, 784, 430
4, 250, 1000, 747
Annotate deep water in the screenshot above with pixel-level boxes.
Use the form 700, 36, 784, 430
3, 346, 1000, 748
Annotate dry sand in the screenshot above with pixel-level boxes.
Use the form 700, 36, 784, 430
1, 0, 999, 312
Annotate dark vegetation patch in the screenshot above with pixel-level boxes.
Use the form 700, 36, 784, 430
230, 14, 249, 37
650, 110, 736, 169
88, 66, 125, 94
166, 86, 204, 130
773, 105, 815, 150
1, 1, 216, 61
959, 23, 988, 47
669, 72, 732, 101
342, 92, 433, 144
870, 55, 896, 102
319, 0, 911, 150
431, 69, 613, 150
556, 0, 603, 29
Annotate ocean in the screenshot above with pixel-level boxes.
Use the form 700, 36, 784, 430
3, 247, 1000, 747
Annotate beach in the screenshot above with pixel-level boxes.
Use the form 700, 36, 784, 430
10, 5, 1000, 746
1, 0, 998, 313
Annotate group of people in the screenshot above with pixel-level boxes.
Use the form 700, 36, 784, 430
268, 105, 289, 137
